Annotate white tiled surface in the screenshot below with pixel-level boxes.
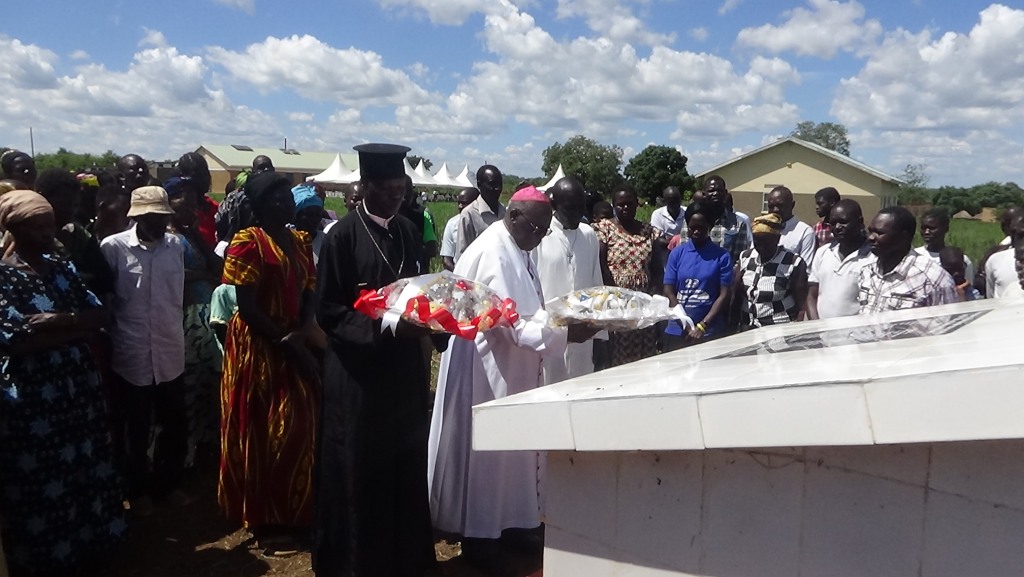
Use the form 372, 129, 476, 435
474, 299, 1024, 451
544, 441, 1024, 577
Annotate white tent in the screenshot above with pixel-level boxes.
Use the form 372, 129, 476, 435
431, 162, 463, 188
414, 160, 434, 185
307, 153, 355, 184
537, 164, 566, 191
405, 158, 435, 186
454, 165, 474, 188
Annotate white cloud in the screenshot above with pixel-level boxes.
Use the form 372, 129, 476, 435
207, 35, 433, 107
736, 0, 883, 58
832, 4, 1024, 185
376, 0, 498, 25
69, 49, 90, 61
288, 111, 314, 122
213, 0, 254, 14
689, 27, 708, 42
0, 35, 278, 163
718, 0, 743, 15
139, 28, 168, 48
554, 0, 674, 46
408, 62, 429, 78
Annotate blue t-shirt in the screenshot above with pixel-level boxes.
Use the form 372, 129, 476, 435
663, 239, 733, 336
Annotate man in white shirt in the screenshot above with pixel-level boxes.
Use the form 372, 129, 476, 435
986, 212, 1024, 300
767, 185, 815, 265
440, 187, 478, 271
915, 208, 974, 281
100, 186, 188, 513
649, 186, 685, 238
807, 199, 875, 319
532, 176, 605, 383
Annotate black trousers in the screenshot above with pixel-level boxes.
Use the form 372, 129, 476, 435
111, 372, 187, 499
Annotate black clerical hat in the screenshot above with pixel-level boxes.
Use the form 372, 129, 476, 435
354, 143, 411, 181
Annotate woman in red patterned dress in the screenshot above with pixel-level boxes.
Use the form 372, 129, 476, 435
218, 172, 322, 555
593, 186, 664, 366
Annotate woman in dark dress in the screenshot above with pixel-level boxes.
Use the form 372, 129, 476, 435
0, 190, 124, 575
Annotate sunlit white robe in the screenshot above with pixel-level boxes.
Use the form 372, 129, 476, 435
428, 222, 568, 538
532, 218, 605, 384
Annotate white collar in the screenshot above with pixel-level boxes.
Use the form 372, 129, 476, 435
362, 204, 393, 228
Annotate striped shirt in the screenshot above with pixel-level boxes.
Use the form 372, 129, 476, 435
739, 247, 805, 328
858, 251, 957, 314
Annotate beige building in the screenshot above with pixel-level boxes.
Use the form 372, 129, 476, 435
196, 144, 358, 193
697, 137, 901, 225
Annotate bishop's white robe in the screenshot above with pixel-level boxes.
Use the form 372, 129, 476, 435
532, 218, 605, 384
428, 222, 568, 538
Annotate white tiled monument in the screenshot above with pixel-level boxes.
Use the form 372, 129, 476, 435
474, 300, 1024, 577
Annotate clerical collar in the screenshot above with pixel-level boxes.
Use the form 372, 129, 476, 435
362, 204, 394, 228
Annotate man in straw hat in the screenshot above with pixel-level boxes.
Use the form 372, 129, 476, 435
100, 185, 190, 515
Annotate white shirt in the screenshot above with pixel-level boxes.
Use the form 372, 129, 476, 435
100, 226, 185, 387
985, 249, 1024, 300
532, 218, 605, 384
650, 206, 686, 237
914, 246, 974, 283
734, 210, 754, 246
809, 241, 876, 318
439, 214, 459, 259
780, 216, 816, 265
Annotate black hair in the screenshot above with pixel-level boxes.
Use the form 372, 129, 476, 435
814, 186, 841, 203
0, 149, 29, 177
611, 184, 638, 202
684, 200, 723, 225
877, 206, 917, 236
35, 169, 80, 201
921, 207, 950, 228
177, 152, 211, 194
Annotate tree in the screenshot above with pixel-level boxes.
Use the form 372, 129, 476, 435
790, 121, 850, 156
34, 148, 120, 172
623, 145, 696, 204
541, 135, 624, 194
407, 155, 433, 171
897, 163, 931, 205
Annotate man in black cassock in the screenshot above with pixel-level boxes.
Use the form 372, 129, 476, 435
312, 143, 437, 577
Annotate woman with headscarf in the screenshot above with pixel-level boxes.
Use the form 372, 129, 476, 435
165, 176, 224, 466
290, 182, 332, 268
0, 190, 125, 575
218, 172, 321, 556
593, 185, 664, 365
735, 213, 809, 329
177, 152, 219, 248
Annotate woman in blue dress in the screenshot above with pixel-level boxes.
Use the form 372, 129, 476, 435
0, 190, 124, 575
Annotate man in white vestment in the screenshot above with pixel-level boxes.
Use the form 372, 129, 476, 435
532, 176, 605, 384
428, 185, 594, 571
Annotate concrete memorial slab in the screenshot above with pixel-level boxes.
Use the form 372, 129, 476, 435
474, 299, 1024, 577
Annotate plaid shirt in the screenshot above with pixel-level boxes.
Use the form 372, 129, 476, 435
676, 209, 751, 263
814, 220, 833, 248
739, 247, 805, 328
858, 250, 957, 314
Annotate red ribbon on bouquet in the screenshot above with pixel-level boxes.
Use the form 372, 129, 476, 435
354, 288, 520, 340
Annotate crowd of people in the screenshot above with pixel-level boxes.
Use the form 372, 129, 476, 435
1, 142, 1023, 577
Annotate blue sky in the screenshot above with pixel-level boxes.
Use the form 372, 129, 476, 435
1, 0, 1022, 187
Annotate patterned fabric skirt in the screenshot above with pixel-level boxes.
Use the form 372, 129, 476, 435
183, 303, 221, 467
218, 317, 318, 529
609, 326, 658, 367
0, 345, 125, 574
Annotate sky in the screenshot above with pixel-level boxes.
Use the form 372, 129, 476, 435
1, 0, 1023, 187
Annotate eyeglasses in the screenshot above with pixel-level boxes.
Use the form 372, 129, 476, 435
519, 213, 551, 237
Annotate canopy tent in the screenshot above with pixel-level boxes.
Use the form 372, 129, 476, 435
431, 162, 463, 188
405, 159, 435, 186
414, 160, 434, 185
537, 164, 566, 192
454, 165, 474, 188
306, 153, 355, 185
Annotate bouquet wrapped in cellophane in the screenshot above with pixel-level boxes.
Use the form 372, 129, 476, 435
546, 286, 694, 332
353, 271, 519, 340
